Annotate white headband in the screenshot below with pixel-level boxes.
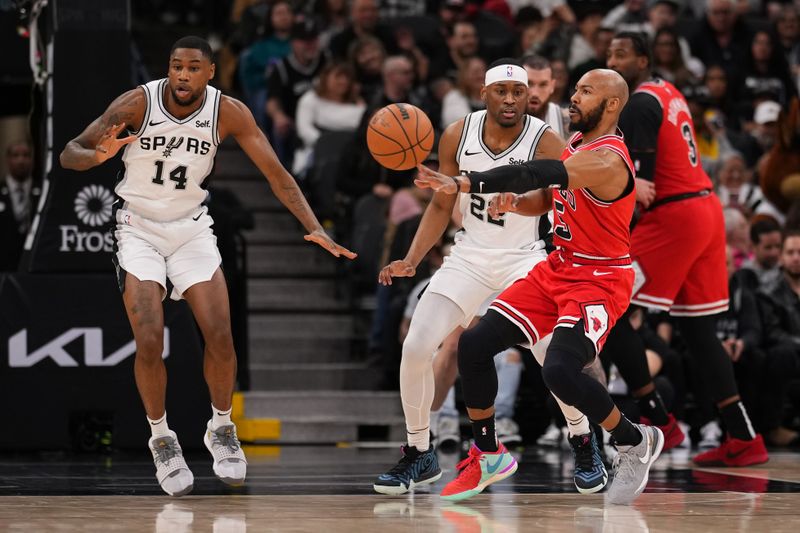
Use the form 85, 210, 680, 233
484, 64, 528, 87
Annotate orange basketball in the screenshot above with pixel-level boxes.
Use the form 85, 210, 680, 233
366, 103, 434, 170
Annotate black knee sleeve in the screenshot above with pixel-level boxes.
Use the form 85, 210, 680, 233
457, 310, 525, 410
601, 305, 653, 392
542, 323, 616, 423
676, 316, 739, 402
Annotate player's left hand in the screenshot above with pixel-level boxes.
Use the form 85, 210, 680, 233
415, 164, 460, 194
304, 230, 357, 259
488, 193, 519, 219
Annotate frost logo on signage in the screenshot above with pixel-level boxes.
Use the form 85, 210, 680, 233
60, 184, 115, 252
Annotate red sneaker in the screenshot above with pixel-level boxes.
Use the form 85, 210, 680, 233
440, 443, 517, 501
693, 434, 769, 467
640, 414, 685, 451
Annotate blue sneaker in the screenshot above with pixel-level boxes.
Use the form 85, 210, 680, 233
569, 432, 608, 494
374, 444, 442, 495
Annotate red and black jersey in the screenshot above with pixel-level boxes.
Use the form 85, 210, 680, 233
624, 79, 713, 202
552, 131, 636, 262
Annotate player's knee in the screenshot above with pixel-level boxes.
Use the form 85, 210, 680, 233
457, 323, 498, 373
541, 325, 595, 405
202, 323, 234, 354
135, 329, 164, 361
402, 328, 437, 365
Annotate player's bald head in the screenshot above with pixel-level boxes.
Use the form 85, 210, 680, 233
585, 69, 629, 108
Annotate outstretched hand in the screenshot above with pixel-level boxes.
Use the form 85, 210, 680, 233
304, 229, 357, 259
414, 164, 460, 194
378, 260, 416, 286
95, 122, 136, 163
488, 193, 520, 220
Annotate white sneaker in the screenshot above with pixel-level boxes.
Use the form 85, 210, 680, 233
204, 421, 247, 486
149, 431, 194, 497
699, 420, 722, 449
496, 417, 522, 446
436, 416, 460, 449
537, 423, 565, 448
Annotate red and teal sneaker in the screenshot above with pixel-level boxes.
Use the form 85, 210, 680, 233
440, 443, 517, 502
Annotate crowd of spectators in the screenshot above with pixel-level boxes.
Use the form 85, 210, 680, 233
166, 0, 800, 449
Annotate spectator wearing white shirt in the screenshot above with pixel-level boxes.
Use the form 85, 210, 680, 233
440, 56, 486, 128
293, 61, 366, 174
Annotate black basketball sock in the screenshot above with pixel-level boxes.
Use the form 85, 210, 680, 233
636, 389, 669, 426
610, 416, 643, 447
471, 416, 498, 452
720, 401, 756, 441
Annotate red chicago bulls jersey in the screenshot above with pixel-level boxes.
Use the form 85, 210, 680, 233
635, 80, 713, 201
553, 131, 636, 260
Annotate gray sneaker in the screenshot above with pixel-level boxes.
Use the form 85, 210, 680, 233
204, 422, 247, 486
606, 424, 664, 505
149, 431, 194, 497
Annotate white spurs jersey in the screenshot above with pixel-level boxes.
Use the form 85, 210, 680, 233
454, 110, 550, 250
117, 78, 221, 221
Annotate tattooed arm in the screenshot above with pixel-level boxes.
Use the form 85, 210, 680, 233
219, 95, 355, 259
60, 88, 145, 170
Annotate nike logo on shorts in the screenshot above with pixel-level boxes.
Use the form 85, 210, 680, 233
193, 212, 203, 221
593, 270, 612, 276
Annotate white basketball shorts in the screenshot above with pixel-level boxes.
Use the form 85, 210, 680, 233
426, 244, 547, 327
112, 206, 221, 300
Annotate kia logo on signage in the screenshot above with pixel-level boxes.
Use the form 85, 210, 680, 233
60, 184, 115, 253
8, 327, 170, 367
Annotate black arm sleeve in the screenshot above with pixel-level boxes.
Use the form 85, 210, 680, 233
466, 159, 569, 194
618, 92, 662, 181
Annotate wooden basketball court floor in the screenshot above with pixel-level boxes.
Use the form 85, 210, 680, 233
2, 444, 800, 532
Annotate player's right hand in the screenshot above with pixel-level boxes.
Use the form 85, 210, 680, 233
378, 260, 416, 285
95, 122, 136, 163
488, 193, 519, 219
634, 178, 656, 209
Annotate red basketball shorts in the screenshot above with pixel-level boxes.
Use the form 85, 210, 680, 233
630, 193, 729, 316
489, 253, 635, 355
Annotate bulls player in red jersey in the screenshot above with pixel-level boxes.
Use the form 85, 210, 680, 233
415, 69, 664, 505
606, 32, 768, 466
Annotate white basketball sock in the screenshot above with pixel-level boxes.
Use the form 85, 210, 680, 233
211, 404, 233, 430
148, 413, 170, 438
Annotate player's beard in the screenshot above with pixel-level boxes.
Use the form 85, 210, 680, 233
527, 97, 549, 119
569, 99, 607, 133
170, 86, 202, 107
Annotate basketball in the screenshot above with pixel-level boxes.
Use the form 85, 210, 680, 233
366, 103, 434, 170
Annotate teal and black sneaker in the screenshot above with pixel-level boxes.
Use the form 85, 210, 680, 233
569, 431, 608, 494
373, 444, 442, 495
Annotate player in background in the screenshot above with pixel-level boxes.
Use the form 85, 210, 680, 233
606, 32, 768, 465
521, 54, 569, 138
60, 36, 355, 496
415, 68, 664, 505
